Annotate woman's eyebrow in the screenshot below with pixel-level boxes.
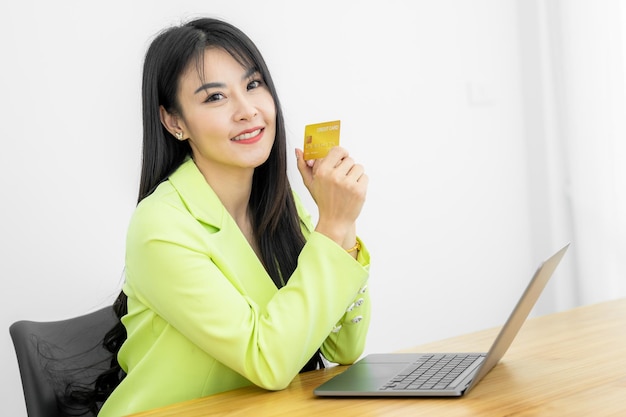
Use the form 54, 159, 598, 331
243, 67, 259, 79
194, 82, 224, 94
194, 67, 260, 94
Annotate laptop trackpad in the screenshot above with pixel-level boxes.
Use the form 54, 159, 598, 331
316, 354, 419, 392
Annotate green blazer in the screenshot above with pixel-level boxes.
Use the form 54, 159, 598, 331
99, 158, 371, 416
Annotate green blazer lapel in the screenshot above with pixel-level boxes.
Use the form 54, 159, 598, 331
167, 158, 278, 305
167, 158, 227, 230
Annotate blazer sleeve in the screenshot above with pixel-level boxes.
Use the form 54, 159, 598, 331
293, 193, 371, 365
124, 195, 370, 391
320, 237, 371, 365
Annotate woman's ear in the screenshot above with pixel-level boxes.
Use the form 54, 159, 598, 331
159, 105, 187, 140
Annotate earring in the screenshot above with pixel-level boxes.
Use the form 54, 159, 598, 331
175, 131, 184, 140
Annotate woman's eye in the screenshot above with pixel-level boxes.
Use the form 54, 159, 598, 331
247, 79, 263, 90
204, 93, 225, 103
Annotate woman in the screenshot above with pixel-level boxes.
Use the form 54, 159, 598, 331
94, 17, 370, 416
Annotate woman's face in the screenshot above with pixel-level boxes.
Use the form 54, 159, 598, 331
171, 48, 276, 178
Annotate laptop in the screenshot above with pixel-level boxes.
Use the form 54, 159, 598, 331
314, 243, 570, 397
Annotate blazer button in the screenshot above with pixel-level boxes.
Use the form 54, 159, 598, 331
351, 316, 363, 324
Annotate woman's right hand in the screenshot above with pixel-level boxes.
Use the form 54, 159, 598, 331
295, 146, 368, 248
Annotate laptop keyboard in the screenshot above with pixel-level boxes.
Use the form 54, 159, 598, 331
379, 353, 483, 391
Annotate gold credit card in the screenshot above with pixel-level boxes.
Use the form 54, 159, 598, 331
303, 120, 340, 160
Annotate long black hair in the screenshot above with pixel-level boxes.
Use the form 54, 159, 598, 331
65, 17, 322, 415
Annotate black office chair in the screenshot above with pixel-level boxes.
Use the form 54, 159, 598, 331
9, 306, 118, 417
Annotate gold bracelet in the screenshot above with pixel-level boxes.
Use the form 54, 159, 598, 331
346, 241, 361, 253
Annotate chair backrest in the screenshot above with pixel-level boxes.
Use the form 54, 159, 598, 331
9, 306, 118, 417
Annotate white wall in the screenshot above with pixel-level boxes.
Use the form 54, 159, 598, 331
1, 1, 569, 415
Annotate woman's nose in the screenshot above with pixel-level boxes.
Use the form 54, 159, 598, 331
232, 94, 258, 121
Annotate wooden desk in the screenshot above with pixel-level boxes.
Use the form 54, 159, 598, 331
130, 298, 626, 416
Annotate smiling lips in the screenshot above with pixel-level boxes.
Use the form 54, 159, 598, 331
232, 128, 264, 144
